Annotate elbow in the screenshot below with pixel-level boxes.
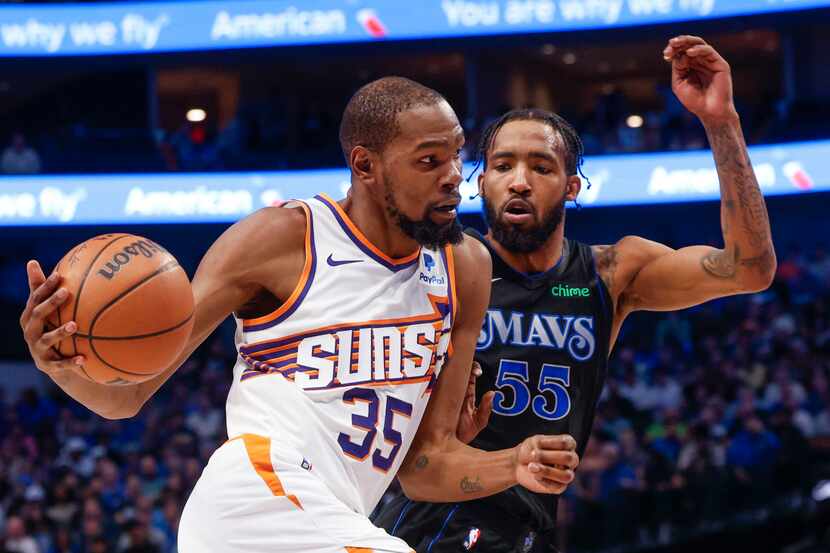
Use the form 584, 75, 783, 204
397, 471, 429, 502
397, 441, 441, 502
97, 397, 143, 420
739, 250, 777, 293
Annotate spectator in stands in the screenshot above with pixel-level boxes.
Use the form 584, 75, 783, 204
3, 515, 39, 553
1, 133, 41, 175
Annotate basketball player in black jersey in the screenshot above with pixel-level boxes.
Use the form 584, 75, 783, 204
374, 36, 775, 552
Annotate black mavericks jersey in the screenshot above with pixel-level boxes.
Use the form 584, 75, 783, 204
374, 230, 613, 552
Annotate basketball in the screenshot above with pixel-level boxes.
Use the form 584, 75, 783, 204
46, 233, 194, 385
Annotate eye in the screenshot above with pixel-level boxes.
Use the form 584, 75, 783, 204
419, 155, 438, 166
535, 165, 552, 175
494, 163, 511, 172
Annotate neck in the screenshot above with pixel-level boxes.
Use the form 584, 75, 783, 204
485, 221, 566, 274
341, 185, 420, 258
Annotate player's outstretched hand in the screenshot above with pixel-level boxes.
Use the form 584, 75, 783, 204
456, 361, 495, 444
663, 35, 737, 125
515, 434, 579, 494
20, 260, 85, 376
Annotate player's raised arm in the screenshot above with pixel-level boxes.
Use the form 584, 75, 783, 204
19, 205, 307, 419
598, 36, 776, 316
397, 237, 579, 502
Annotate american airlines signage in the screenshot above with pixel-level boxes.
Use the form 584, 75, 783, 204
0, 139, 828, 225
0, 0, 828, 57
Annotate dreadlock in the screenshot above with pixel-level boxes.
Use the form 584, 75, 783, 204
471, 108, 588, 182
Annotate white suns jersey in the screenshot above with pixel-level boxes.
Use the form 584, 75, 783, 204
225, 194, 457, 516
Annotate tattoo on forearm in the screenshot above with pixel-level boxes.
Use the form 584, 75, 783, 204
706, 123, 773, 276
460, 476, 483, 494
414, 455, 429, 470
739, 249, 776, 275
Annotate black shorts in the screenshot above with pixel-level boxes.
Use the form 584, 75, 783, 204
373, 494, 558, 553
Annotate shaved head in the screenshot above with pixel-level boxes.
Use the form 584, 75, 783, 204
339, 76, 447, 166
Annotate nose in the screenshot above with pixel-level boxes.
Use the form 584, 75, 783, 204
508, 165, 531, 196
441, 157, 463, 191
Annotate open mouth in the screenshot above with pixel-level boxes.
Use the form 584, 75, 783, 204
433, 199, 460, 214
503, 198, 532, 216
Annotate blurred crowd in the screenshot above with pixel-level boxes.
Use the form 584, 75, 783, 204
6, 83, 827, 175
1, 247, 829, 553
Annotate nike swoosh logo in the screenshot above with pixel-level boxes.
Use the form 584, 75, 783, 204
491, 277, 502, 282
327, 254, 362, 267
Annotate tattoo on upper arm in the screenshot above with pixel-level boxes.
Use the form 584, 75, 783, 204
701, 245, 739, 279
594, 245, 619, 292
460, 476, 483, 494
414, 455, 429, 470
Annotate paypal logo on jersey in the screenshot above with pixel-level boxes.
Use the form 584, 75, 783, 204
477, 309, 596, 362
424, 252, 436, 272
419, 252, 445, 286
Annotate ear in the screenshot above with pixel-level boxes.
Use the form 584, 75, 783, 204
477, 172, 485, 198
565, 175, 581, 202
349, 146, 377, 185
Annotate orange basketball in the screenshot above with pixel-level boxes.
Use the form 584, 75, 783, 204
46, 234, 195, 386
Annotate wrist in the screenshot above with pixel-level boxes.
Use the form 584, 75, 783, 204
510, 443, 521, 475
700, 107, 740, 130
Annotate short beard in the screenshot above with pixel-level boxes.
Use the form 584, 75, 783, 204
484, 193, 565, 253
384, 181, 464, 250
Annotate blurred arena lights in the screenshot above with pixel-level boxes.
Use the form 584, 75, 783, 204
626, 115, 645, 128
186, 108, 207, 122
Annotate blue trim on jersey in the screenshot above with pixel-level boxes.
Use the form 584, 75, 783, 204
243, 202, 318, 332
314, 194, 420, 273
390, 499, 414, 536
427, 503, 460, 552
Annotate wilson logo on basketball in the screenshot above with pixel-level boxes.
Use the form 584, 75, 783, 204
97, 240, 167, 280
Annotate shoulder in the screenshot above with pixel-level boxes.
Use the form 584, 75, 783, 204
449, 235, 492, 323
200, 205, 308, 282
230, 204, 307, 256
451, 233, 492, 279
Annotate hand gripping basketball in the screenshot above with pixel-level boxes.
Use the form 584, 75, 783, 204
514, 434, 579, 495
21, 260, 85, 377
21, 234, 194, 385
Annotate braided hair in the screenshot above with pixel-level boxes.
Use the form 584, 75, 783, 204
472, 108, 587, 180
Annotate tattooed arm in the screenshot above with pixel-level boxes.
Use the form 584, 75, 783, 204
595, 37, 775, 320
396, 237, 578, 502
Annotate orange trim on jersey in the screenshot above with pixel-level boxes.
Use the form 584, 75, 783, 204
241, 297, 450, 352
239, 434, 303, 510
345, 548, 373, 553
242, 203, 313, 328
318, 193, 420, 266
444, 244, 458, 322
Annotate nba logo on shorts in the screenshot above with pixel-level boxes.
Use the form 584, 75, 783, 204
423, 253, 435, 272
463, 527, 480, 550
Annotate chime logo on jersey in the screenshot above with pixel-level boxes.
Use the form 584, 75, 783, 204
476, 309, 596, 361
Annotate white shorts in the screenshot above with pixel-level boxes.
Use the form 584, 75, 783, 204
178, 434, 413, 553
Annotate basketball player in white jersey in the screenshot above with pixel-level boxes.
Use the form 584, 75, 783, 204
20, 77, 581, 553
